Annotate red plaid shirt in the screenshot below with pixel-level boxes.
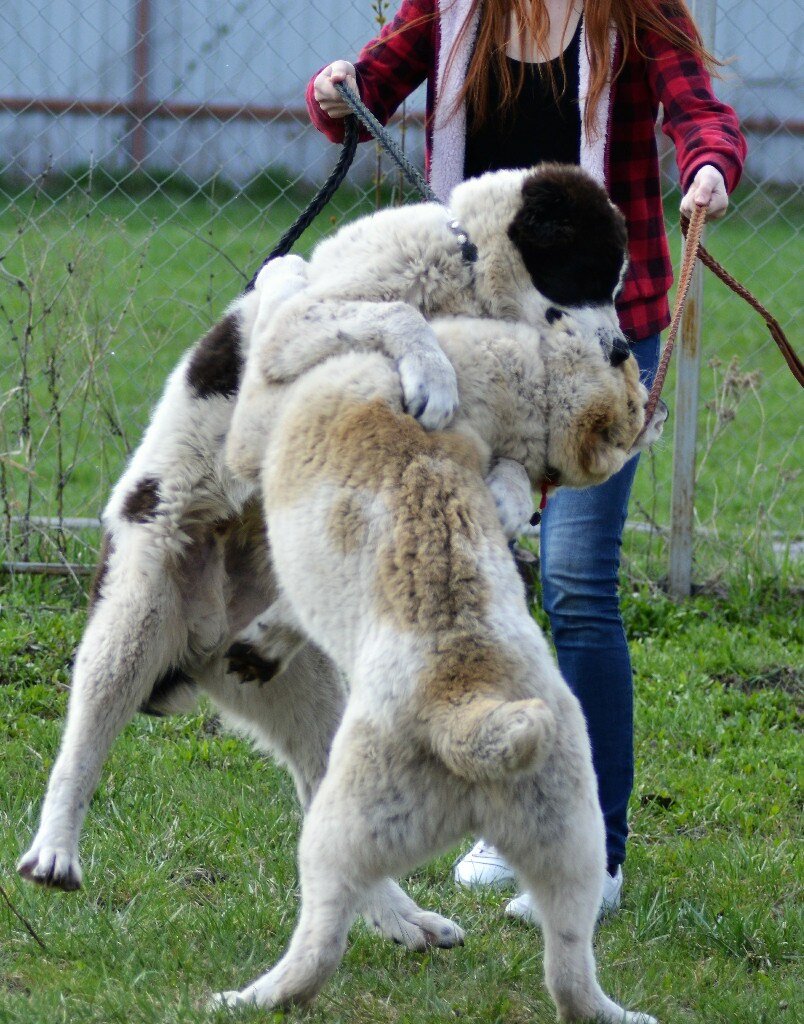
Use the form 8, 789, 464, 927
306, 0, 746, 340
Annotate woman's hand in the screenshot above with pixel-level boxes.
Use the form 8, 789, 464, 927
313, 61, 358, 118
680, 164, 728, 220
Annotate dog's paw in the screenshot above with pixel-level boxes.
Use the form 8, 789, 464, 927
225, 640, 282, 684
367, 905, 465, 951
581, 1002, 658, 1024
253, 255, 309, 313
637, 397, 668, 450
397, 346, 459, 431
17, 842, 83, 891
207, 989, 256, 1011
254, 254, 308, 290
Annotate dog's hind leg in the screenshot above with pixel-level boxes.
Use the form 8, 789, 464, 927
491, 794, 657, 1024
206, 643, 345, 810
17, 534, 187, 891
211, 714, 464, 1010
209, 725, 368, 1010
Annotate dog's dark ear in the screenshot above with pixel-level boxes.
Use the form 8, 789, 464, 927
507, 165, 628, 308
507, 177, 577, 249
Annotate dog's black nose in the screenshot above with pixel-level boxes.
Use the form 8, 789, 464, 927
609, 335, 630, 367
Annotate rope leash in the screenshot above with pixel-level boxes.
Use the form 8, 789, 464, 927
685, 214, 804, 389
245, 82, 439, 290
333, 81, 438, 202
245, 113, 359, 291
640, 204, 707, 432
636, 204, 802, 445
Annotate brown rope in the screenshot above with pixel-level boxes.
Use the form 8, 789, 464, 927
641, 204, 706, 430
637, 203, 803, 444
687, 216, 804, 389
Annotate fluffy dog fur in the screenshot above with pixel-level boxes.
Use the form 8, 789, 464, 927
212, 315, 658, 1022
17, 164, 661, 961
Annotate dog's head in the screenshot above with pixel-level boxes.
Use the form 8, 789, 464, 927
450, 165, 630, 366
507, 165, 628, 307
540, 319, 667, 488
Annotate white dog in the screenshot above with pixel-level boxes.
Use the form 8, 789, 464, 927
18, 164, 656, 955
212, 313, 660, 1023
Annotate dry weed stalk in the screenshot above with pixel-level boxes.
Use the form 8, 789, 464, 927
2, 176, 151, 565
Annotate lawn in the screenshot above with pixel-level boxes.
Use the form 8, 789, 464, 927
0, 574, 801, 1023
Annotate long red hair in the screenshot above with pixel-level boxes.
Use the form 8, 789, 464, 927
444, 0, 720, 134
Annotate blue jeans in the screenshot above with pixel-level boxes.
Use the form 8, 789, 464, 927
539, 334, 661, 871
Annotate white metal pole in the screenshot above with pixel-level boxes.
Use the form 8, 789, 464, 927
667, 0, 718, 598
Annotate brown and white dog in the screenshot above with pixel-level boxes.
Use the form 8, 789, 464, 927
17, 165, 664, 967
212, 311, 659, 1022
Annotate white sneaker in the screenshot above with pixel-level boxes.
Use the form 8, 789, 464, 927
504, 867, 624, 926
453, 841, 517, 889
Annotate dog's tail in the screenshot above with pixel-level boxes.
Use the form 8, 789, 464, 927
426, 695, 556, 782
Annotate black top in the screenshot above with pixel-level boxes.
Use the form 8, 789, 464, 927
464, 17, 582, 179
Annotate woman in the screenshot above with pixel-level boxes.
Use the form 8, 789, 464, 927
307, 0, 746, 925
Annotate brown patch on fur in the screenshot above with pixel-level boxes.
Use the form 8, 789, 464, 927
619, 357, 646, 447
87, 532, 114, 613
574, 359, 645, 475
576, 405, 616, 476
270, 397, 495, 633
374, 453, 494, 633
121, 476, 161, 523
418, 635, 554, 780
329, 492, 370, 554
186, 313, 243, 399
273, 397, 483, 504
423, 634, 520, 707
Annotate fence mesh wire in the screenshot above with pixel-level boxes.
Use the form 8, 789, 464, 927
1, 0, 801, 586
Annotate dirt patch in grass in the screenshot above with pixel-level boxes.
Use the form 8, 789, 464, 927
712, 665, 802, 699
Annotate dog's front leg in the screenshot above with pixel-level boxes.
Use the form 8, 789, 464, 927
257, 298, 460, 431
485, 458, 538, 539
17, 542, 184, 890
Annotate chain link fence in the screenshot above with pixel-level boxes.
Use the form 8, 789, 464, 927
1, 0, 801, 589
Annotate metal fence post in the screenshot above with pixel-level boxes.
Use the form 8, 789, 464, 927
130, 0, 152, 168
667, 0, 719, 598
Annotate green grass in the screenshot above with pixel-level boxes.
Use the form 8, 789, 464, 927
0, 576, 801, 1023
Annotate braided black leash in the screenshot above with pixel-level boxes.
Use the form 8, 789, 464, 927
246, 81, 474, 290
332, 81, 438, 202
245, 113, 359, 291
333, 82, 477, 262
